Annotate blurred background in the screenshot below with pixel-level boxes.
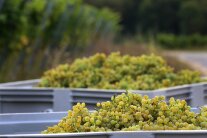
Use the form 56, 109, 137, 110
0, 0, 207, 82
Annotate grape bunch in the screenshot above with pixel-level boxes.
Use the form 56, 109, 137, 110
42, 92, 207, 134
38, 52, 203, 90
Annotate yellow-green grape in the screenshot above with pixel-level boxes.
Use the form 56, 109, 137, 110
42, 92, 207, 134
196, 107, 207, 129
38, 52, 203, 90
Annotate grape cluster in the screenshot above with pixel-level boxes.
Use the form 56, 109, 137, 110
42, 92, 207, 134
38, 52, 203, 90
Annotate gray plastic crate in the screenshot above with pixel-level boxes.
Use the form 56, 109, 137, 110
0, 112, 207, 138
0, 79, 40, 88
1, 133, 110, 138
2, 131, 207, 138
0, 112, 67, 135
0, 79, 207, 113
0, 88, 72, 113
68, 82, 207, 108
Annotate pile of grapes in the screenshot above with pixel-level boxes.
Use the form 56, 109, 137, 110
39, 52, 202, 90
42, 92, 207, 133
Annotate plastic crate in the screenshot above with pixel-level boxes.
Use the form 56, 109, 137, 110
0, 112, 67, 135
0, 79, 40, 88
1, 131, 207, 138
0, 80, 207, 113
0, 88, 72, 113
55, 82, 207, 107
0, 112, 207, 138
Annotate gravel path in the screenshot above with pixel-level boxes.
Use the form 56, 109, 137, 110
166, 51, 207, 75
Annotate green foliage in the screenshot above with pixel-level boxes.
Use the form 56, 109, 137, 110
179, 0, 207, 34
0, 0, 120, 82
0, 0, 120, 51
39, 52, 203, 90
86, 0, 207, 35
138, 0, 180, 34
42, 92, 207, 133
156, 34, 207, 49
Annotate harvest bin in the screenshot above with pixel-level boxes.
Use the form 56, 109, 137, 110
0, 79, 207, 113
0, 112, 207, 138
0, 88, 72, 113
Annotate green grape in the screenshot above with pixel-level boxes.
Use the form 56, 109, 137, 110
38, 52, 204, 90
42, 92, 207, 134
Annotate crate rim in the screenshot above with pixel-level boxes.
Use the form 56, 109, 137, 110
69, 81, 207, 92
0, 79, 207, 93
1, 130, 207, 137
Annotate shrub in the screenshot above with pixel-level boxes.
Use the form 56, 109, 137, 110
156, 34, 207, 49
